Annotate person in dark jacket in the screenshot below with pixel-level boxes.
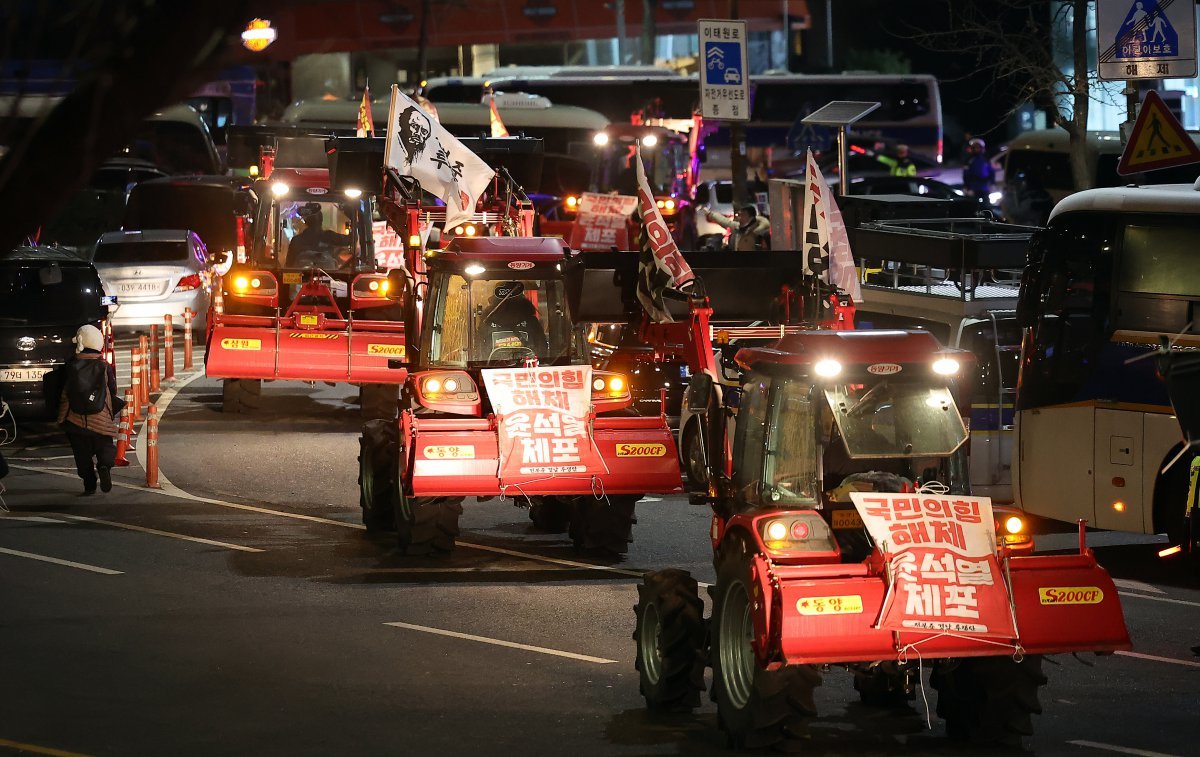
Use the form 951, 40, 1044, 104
57, 324, 119, 495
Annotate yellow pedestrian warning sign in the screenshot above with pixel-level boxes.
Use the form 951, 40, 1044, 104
1117, 90, 1200, 175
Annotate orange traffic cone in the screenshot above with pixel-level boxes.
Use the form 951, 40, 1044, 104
149, 324, 160, 392
145, 403, 160, 489
164, 314, 175, 380
183, 309, 194, 370
139, 335, 150, 401
130, 347, 143, 414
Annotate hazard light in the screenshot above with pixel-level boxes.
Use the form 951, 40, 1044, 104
592, 370, 631, 413
932, 357, 960, 375
414, 370, 480, 413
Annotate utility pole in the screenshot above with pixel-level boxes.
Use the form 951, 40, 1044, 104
728, 0, 748, 208
641, 0, 658, 66
416, 0, 432, 83
614, 0, 627, 65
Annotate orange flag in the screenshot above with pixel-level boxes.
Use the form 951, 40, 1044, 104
488, 93, 510, 138
357, 83, 375, 137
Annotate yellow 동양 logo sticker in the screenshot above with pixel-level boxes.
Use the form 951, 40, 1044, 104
797, 595, 863, 615
422, 445, 474, 459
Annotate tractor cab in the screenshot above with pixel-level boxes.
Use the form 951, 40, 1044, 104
403, 237, 589, 374
729, 330, 978, 559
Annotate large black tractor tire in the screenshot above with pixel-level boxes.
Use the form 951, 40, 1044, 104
395, 493, 464, 555
853, 665, 913, 708
221, 378, 261, 413
360, 383, 399, 421
633, 569, 706, 712
681, 419, 710, 493
569, 495, 638, 556
709, 535, 821, 750
528, 496, 572, 533
932, 654, 1047, 748
358, 419, 398, 532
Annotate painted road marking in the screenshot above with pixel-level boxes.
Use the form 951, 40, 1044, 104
1, 516, 66, 524
1067, 740, 1180, 757
12, 464, 648, 580
0, 737, 96, 757
0, 547, 122, 575
1113, 578, 1166, 594
1115, 650, 1200, 669
384, 621, 618, 664
55, 514, 264, 553
1118, 591, 1200, 609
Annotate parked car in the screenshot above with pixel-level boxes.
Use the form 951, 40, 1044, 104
92, 230, 212, 332
122, 175, 255, 266
0, 246, 111, 418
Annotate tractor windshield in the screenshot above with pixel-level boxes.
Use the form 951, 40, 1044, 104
823, 383, 967, 458
423, 271, 582, 368
265, 197, 363, 271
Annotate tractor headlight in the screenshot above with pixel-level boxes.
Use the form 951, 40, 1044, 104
1004, 515, 1024, 535
933, 358, 960, 375
814, 359, 841, 378
271, 181, 289, 197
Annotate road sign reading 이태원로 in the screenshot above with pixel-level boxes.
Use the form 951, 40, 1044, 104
1098, 0, 1197, 80
698, 19, 750, 122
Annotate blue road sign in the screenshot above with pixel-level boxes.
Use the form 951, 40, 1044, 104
704, 42, 742, 85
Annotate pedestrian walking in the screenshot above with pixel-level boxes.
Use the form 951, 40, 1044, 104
963, 138, 997, 202
701, 205, 771, 251
57, 325, 121, 495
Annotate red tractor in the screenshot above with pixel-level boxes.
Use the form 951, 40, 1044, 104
205, 132, 405, 417
632, 325, 1132, 749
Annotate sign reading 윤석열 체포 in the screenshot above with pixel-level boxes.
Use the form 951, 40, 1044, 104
1098, 0, 1197, 80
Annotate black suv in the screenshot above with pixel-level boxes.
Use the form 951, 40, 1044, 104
0, 247, 111, 418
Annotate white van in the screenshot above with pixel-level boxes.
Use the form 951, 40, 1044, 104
998, 128, 1200, 226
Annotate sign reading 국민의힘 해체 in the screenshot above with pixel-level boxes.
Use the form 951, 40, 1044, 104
697, 19, 750, 122
1098, 0, 1197, 80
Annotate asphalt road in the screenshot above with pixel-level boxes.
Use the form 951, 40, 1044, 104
2, 366, 1198, 757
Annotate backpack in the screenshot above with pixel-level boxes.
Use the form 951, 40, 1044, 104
66, 359, 108, 415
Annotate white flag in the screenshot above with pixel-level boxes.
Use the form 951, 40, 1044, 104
383, 85, 495, 230
802, 149, 861, 303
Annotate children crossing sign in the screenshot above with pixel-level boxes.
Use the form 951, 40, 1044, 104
1116, 90, 1200, 175
1098, 0, 1197, 80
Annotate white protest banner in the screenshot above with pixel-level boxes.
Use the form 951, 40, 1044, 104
482, 366, 606, 483
568, 192, 638, 252
803, 149, 861, 302
850, 492, 1016, 638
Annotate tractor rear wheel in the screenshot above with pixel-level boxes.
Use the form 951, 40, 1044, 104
569, 495, 638, 555
634, 569, 705, 712
932, 654, 1046, 747
395, 492, 463, 555
358, 420, 398, 532
360, 383, 398, 421
528, 496, 572, 533
221, 378, 261, 413
709, 536, 820, 750
682, 419, 709, 493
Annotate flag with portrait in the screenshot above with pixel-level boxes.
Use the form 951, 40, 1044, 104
634, 148, 694, 323
383, 85, 495, 230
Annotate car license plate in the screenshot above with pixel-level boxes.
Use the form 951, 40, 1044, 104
119, 282, 159, 294
0, 367, 49, 383
831, 509, 864, 530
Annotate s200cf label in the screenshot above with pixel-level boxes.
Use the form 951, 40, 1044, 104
616, 443, 667, 457
1039, 586, 1104, 605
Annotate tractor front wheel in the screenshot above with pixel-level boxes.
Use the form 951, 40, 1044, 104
932, 654, 1047, 748
360, 383, 399, 420
682, 419, 709, 493
358, 420, 398, 532
395, 491, 463, 555
569, 495, 638, 555
221, 378, 261, 413
633, 569, 705, 712
528, 496, 572, 533
709, 535, 820, 750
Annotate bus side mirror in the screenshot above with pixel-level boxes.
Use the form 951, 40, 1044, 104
1015, 262, 1040, 328
685, 373, 713, 414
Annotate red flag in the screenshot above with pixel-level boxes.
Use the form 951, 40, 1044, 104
357, 84, 374, 137
488, 93, 510, 138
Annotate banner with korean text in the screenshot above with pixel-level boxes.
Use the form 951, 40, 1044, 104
849, 492, 1016, 638
482, 366, 605, 483
568, 193, 638, 252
